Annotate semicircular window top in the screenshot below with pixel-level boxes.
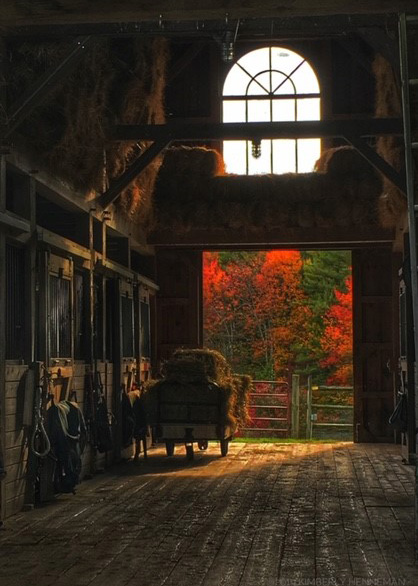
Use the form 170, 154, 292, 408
223, 46, 321, 175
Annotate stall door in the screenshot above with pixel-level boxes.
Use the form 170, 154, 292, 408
352, 248, 399, 442
155, 250, 202, 365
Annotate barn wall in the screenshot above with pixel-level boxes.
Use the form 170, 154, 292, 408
0, 162, 158, 520
155, 249, 203, 366
352, 248, 401, 442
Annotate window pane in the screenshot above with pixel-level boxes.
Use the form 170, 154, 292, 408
223, 100, 246, 122
247, 140, 272, 174
223, 141, 247, 174
271, 49, 304, 77
272, 139, 297, 174
247, 72, 270, 95
290, 61, 320, 94
296, 98, 320, 121
223, 65, 251, 95
272, 99, 296, 122
247, 99, 271, 122
271, 72, 296, 95
236, 47, 270, 78
297, 139, 321, 172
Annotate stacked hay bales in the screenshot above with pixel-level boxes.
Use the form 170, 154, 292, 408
145, 348, 252, 432
153, 144, 383, 233
8, 37, 168, 228
373, 54, 407, 228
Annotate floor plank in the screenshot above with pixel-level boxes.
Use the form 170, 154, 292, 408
0, 442, 415, 586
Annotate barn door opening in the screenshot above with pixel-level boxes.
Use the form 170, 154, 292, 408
202, 249, 354, 441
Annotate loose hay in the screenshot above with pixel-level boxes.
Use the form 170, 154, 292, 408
372, 54, 407, 228
8, 37, 169, 228
233, 374, 252, 428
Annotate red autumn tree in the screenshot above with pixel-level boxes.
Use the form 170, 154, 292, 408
203, 251, 312, 379
320, 275, 353, 385
252, 251, 312, 377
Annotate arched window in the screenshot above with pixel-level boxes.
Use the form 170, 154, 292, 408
223, 46, 321, 175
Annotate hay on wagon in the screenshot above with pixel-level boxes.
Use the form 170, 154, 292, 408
144, 348, 252, 432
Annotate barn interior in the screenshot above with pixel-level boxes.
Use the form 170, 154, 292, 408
0, 2, 418, 580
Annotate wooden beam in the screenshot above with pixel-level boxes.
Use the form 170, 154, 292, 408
99, 140, 170, 210
6, 14, 397, 39
112, 118, 403, 142
149, 225, 395, 249
168, 42, 208, 83
0, 210, 30, 233
2, 36, 95, 139
0, 154, 6, 519
344, 135, 406, 194
0, 2, 414, 27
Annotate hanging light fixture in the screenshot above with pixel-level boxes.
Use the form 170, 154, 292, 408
251, 139, 262, 159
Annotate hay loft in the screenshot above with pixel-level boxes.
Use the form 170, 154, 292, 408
153, 145, 383, 234
8, 37, 168, 227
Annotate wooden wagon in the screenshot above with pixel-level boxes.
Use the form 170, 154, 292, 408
149, 381, 233, 460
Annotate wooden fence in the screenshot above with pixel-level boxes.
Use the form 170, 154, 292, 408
306, 377, 354, 440
241, 378, 292, 438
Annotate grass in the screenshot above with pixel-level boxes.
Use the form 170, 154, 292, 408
233, 437, 352, 444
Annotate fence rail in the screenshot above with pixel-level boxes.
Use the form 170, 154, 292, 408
241, 379, 292, 438
306, 377, 354, 440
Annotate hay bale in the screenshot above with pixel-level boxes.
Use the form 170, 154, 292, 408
153, 144, 383, 233
172, 348, 231, 385
316, 146, 382, 197
162, 358, 209, 384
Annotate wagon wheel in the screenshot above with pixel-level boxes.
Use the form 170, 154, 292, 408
220, 439, 229, 457
185, 443, 194, 460
165, 440, 175, 456
198, 440, 208, 451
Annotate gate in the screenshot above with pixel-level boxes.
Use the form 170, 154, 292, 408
242, 380, 291, 438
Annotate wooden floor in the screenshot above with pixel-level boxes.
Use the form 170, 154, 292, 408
0, 442, 416, 586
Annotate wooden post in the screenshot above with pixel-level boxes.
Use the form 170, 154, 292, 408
306, 375, 312, 440
0, 155, 6, 521
291, 374, 300, 438
112, 277, 123, 461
